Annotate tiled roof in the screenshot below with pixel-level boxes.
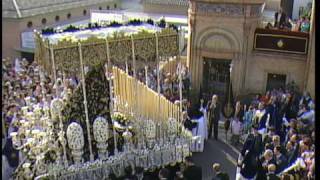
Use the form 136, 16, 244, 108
2, 0, 116, 18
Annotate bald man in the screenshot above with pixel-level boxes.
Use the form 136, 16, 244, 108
207, 95, 221, 140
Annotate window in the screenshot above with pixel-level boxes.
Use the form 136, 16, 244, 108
55, 16, 60, 22
114, 4, 117, 9
27, 21, 33, 28
41, 18, 47, 25
99, 6, 102, 10
67, 13, 71, 19
106, 5, 110, 10
83, 9, 87, 16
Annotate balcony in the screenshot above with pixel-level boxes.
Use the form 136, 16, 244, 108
254, 28, 309, 55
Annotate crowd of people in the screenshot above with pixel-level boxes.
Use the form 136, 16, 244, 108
106, 157, 204, 180
2, 57, 79, 179
234, 88, 315, 179
2, 56, 315, 180
265, 7, 311, 33
180, 83, 315, 179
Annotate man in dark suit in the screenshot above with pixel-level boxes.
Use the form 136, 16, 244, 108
183, 157, 202, 180
212, 163, 229, 180
266, 164, 280, 180
256, 149, 277, 180
263, 126, 276, 147
274, 8, 287, 29
252, 125, 264, 157
274, 145, 288, 174
207, 95, 221, 140
239, 149, 258, 179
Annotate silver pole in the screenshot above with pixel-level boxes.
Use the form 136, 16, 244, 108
125, 59, 129, 74
155, 33, 162, 121
178, 28, 183, 124
131, 35, 136, 78
78, 42, 94, 161
106, 40, 118, 155
145, 65, 148, 86
50, 47, 57, 82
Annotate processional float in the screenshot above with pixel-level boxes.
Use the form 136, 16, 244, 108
11, 24, 192, 180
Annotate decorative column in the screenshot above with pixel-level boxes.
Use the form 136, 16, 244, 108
78, 42, 94, 161
187, 1, 198, 96
303, 0, 315, 98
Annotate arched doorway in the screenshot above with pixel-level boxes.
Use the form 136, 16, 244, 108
189, 27, 241, 101
202, 58, 231, 101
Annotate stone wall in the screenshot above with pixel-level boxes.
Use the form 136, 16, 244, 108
2, 1, 118, 59
245, 52, 306, 94
305, 2, 315, 99
142, 4, 188, 15
187, 0, 314, 99
187, 0, 263, 97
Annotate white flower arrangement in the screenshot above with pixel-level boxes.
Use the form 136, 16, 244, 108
93, 117, 109, 143
112, 112, 130, 126
66, 122, 84, 150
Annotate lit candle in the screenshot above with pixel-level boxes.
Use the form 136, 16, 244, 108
145, 66, 148, 86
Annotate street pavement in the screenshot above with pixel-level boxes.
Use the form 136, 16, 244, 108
191, 124, 241, 180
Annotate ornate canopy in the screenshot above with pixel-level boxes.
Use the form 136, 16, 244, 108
34, 28, 179, 79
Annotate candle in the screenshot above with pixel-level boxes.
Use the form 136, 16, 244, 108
145, 66, 148, 86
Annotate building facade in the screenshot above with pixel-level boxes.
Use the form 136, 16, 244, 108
187, 0, 315, 99
2, 0, 120, 59
141, 0, 188, 15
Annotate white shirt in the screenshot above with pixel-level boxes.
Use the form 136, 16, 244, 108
231, 119, 242, 135
300, 110, 314, 124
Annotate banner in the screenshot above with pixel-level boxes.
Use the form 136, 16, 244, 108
21, 31, 35, 49
90, 12, 124, 23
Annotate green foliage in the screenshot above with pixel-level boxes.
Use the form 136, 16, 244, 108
128, 18, 142, 25
146, 18, 154, 25
158, 18, 166, 28
108, 21, 122, 27
42, 27, 55, 35
64, 25, 80, 32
